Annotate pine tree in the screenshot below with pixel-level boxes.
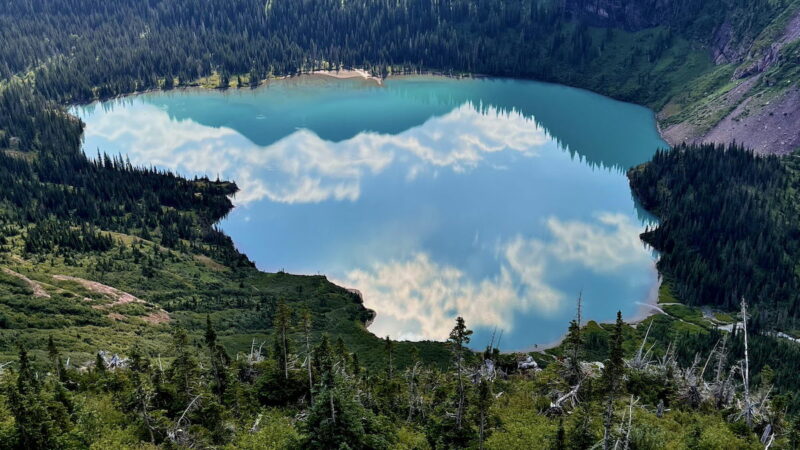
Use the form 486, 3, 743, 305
8, 347, 57, 449
552, 418, 566, 450
205, 316, 230, 398
273, 298, 292, 379
300, 306, 314, 402
95, 352, 107, 374
602, 312, 625, 450
568, 404, 595, 450
168, 327, 200, 407
564, 319, 583, 385
126, 345, 157, 443
476, 379, 492, 449
46, 335, 63, 380
449, 316, 473, 430
303, 335, 373, 449
564, 293, 583, 385
384, 335, 394, 379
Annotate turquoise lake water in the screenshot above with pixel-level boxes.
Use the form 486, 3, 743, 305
73, 75, 668, 350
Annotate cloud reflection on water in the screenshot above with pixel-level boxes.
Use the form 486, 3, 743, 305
77, 83, 660, 348
83, 102, 548, 204
339, 212, 654, 341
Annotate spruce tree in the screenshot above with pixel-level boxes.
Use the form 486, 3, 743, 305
46, 335, 63, 381
168, 327, 200, 408
449, 317, 472, 429
601, 312, 625, 450
205, 316, 230, 399
564, 318, 583, 385
8, 347, 57, 450
384, 335, 394, 379
476, 379, 492, 449
553, 418, 566, 450
300, 307, 314, 402
273, 298, 292, 379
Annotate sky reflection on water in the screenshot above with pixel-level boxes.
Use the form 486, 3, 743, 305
74, 76, 667, 350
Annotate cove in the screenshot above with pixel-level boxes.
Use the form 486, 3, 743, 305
72, 75, 667, 351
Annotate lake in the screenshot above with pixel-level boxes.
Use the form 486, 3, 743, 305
73, 75, 667, 351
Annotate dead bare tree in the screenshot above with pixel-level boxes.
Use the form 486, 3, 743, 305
405, 361, 424, 421
546, 382, 582, 416
627, 321, 656, 371
742, 299, 753, 427
167, 394, 203, 447
613, 396, 638, 450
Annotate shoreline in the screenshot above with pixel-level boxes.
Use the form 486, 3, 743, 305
512, 275, 664, 354
309, 68, 384, 84
357, 274, 665, 355
71, 67, 671, 356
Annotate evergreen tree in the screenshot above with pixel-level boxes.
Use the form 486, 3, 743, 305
568, 404, 596, 450
564, 318, 583, 385
168, 327, 200, 408
7, 347, 58, 450
95, 352, 107, 373
553, 417, 566, 450
449, 316, 472, 430
204, 316, 230, 399
476, 379, 492, 449
384, 335, 394, 379
273, 298, 292, 380
46, 335, 63, 380
300, 306, 314, 402
601, 312, 625, 450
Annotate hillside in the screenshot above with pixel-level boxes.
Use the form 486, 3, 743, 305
0, 0, 799, 153
0, 85, 451, 372
3, 0, 800, 447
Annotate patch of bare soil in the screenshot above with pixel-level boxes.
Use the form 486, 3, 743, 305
53, 274, 142, 307
143, 310, 171, 324
2, 267, 50, 298
51, 274, 170, 324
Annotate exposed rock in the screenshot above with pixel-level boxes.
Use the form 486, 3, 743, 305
2, 267, 50, 298
52, 274, 171, 324
663, 9, 800, 154
735, 11, 800, 78
53, 274, 143, 307
712, 21, 737, 65
701, 88, 800, 155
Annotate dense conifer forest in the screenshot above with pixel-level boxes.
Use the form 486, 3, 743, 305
2, 0, 800, 448
630, 144, 800, 323
0, 0, 788, 105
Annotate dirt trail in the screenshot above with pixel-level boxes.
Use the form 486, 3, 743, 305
2, 267, 50, 298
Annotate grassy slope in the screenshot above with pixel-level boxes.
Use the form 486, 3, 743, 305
2, 1, 799, 376
0, 219, 450, 371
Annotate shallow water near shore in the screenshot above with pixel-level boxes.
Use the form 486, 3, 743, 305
73, 75, 667, 350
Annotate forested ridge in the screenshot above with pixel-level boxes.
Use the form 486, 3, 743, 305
629, 144, 800, 327
2, 0, 800, 447
0, 0, 789, 106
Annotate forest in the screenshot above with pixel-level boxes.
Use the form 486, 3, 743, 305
629, 144, 800, 327
0, 0, 787, 107
3, 306, 798, 449
2, 0, 800, 447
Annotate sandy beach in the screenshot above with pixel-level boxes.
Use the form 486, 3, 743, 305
309, 68, 383, 84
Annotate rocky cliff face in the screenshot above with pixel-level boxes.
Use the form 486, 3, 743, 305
569, 0, 800, 155
662, 10, 800, 154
